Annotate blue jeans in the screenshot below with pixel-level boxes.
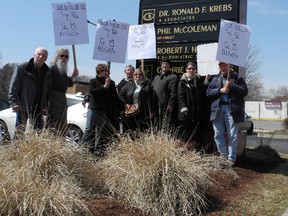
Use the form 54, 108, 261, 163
81, 109, 108, 153
212, 105, 238, 161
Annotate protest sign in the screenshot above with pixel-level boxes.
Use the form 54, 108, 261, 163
216, 19, 251, 67
93, 19, 130, 63
51, 2, 89, 46
127, 23, 156, 60
197, 43, 219, 76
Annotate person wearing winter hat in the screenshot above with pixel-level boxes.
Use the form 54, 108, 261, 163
206, 61, 248, 166
151, 59, 178, 131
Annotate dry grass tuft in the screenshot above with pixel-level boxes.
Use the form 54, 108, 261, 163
98, 130, 236, 216
0, 130, 102, 216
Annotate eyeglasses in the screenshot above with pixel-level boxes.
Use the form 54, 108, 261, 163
59, 54, 69, 58
134, 74, 143, 76
187, 67, 195, 70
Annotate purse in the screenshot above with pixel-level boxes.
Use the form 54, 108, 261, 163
125, 103, 140, 117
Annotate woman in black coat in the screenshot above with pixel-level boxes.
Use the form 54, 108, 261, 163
177, 62, 209, 147
118, 68, 153, 132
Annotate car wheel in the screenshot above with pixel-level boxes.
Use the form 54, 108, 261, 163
247, 123, 254, 134
65, 125, 83, 145
0, 120, 10, 142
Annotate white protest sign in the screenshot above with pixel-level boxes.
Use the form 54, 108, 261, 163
216, 19, 251, 67
197, 43, 219, 76
93, 19, 130, 63
51, 2, 89, 45
127, 23, 156, 60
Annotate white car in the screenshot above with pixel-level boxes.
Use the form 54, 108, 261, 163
0, 107, 16, 141
66, 101, 87, 145
0, 93, 87, 144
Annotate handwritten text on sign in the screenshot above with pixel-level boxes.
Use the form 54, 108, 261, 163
127, 23, 156, 60
197, 43, 219, 76
216, 19, 251, 67
93, 19, 130, 63
52, 2, 89, 45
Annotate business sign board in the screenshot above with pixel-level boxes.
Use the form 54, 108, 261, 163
138, 0, 247, 79
265, 101, 282, 108
141, 0, 238, 25
155, 21, 219, 43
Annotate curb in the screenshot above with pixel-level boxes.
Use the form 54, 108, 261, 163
257, 134, 288, 139
255, 131, 288, 139
251, 118, 283, 121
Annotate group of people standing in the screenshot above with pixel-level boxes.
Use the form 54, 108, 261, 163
83, 58, 248, 164
117, 59, 209, 146
8, 47, 248, 164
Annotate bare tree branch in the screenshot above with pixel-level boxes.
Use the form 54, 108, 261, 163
245, 45, 264, 100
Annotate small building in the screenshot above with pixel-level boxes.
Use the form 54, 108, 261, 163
245, 101, 288, 120
66, 81, 89, 95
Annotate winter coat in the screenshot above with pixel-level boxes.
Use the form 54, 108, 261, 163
117, 78, 133, 93
118, 78, 152, 120
46, 65, 73, 130
206, 72, 248, 123
8, 58, 50, 114
88, 76, 122, 115
152, 71, 178, 112
178, 73, 207, 123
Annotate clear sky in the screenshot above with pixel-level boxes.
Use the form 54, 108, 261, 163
0, 0, 287, 89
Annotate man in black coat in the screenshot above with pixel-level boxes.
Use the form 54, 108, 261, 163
117, 64, 134, 93
9, 47, 50, 139
152, 59, 178, 132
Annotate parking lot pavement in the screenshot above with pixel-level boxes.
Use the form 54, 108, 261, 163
253, 120, 283, 131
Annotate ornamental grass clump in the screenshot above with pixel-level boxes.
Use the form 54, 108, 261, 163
99, 130, 235, 216
0, 130, 101, 216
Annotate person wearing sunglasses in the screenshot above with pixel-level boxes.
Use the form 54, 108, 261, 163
118, 68, 153, 132
9, 47, 50, 139
177, 62, 210, 150
46, 48, 79, 134
81, 63, 120, 155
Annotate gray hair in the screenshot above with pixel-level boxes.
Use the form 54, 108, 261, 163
186, 61, 197, 69
50, 48, 69, 65
34, 47, 48, 56
124, 64, 135, 72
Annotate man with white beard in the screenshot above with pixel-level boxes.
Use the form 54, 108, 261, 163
47, 48, 79, 134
